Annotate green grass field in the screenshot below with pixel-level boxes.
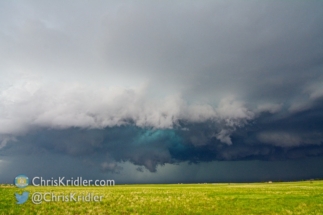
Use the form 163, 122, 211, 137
1, 181, 323, 214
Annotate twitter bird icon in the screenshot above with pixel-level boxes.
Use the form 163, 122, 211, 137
15, 191, 29, 204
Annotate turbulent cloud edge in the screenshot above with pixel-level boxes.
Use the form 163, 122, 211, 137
0, 80, 255, 142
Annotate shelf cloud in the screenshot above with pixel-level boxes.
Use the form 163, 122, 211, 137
1, 0, 323, 182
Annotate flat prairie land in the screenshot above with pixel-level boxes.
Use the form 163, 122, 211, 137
0, 181, 323, 214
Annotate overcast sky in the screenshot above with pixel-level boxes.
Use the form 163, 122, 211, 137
1, 0, 323, 183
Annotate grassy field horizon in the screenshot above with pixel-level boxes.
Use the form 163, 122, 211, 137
1, 180, 322, 214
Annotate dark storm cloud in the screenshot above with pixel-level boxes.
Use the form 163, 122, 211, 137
1, 95, 323, 173
0, 1, 323, 181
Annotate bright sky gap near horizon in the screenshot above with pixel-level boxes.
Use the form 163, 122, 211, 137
1, 1, 323, 183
